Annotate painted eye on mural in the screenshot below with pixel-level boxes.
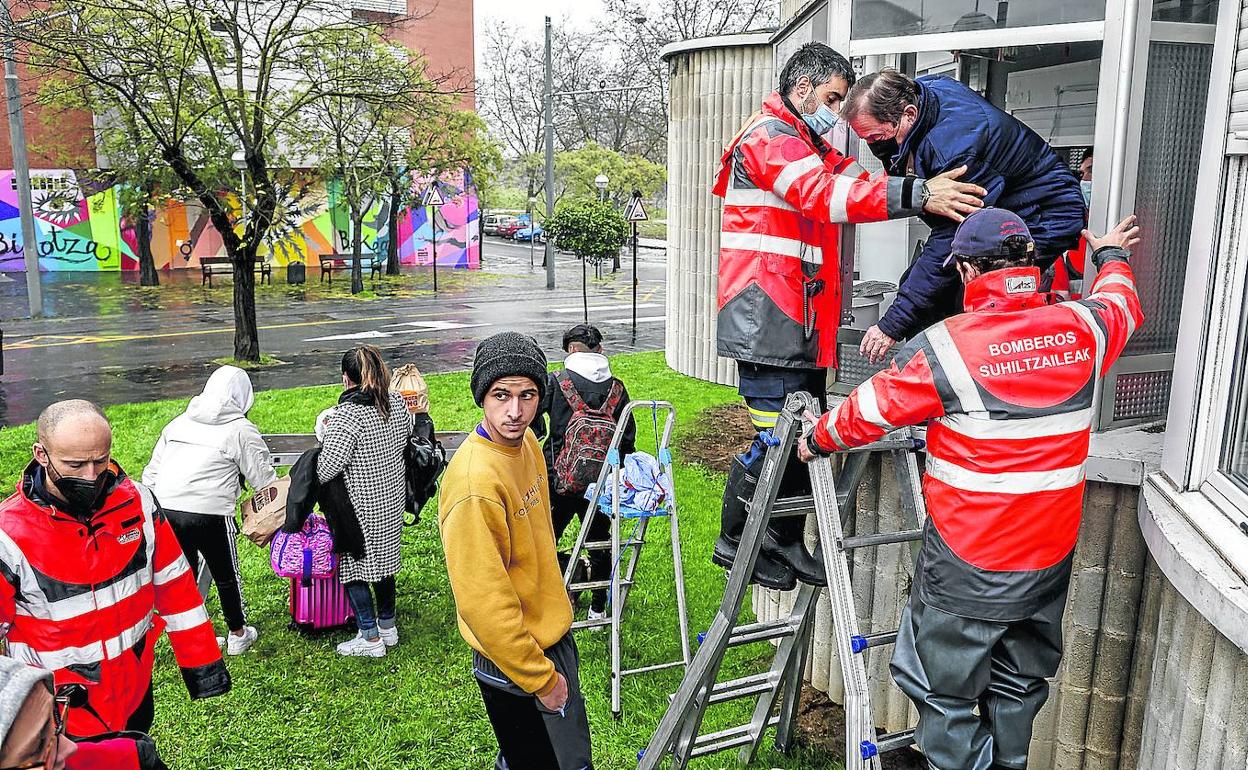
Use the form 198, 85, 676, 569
32, 190, 82, 225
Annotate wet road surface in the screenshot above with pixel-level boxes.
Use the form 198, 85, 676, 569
0, 238, 668, 427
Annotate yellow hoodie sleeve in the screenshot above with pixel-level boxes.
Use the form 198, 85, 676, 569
440, 495, 559, 696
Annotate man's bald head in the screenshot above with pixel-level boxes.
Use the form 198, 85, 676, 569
36, 400, 109, 447
33, 401, 113, 498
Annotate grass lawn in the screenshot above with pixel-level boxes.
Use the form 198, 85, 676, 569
0, 352, 843, 769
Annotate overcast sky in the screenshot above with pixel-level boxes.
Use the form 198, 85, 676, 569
472, 0, 606, 70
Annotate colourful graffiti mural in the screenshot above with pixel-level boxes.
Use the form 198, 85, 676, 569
0, 169, 479, 271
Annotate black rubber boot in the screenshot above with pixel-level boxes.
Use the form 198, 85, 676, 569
758, 456, 827, 587
712, 458, 797, 591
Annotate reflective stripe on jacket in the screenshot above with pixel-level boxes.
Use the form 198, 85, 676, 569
712, 92, 925, 369
0, 463, 230, 736
815, 251, 1142, 619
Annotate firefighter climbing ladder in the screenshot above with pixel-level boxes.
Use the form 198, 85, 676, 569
563, 400, 692, 719
637, 391, 926, 770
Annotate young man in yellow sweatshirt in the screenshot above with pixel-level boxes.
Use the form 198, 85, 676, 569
438, 331, 592, 769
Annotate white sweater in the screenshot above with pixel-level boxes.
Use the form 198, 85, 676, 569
142, 366, 278, 516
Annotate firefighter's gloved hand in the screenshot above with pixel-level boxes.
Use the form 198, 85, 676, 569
1083, 214, 1140, 258
921, 166, 987, 223
860, 325, 896, 364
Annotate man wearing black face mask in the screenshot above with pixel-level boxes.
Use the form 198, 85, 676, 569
841, 69, 1087, 364
0, 400, 229, 743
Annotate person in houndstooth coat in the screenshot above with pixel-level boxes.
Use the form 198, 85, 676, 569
317, 345, 413, 658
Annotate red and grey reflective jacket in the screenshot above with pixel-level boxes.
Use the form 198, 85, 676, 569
69, 732, 166, 770
713, 92, 926, 370
0, 462, 230, 737
813, 249, 1143, 620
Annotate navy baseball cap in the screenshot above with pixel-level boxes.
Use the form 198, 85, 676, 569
946, 207, 1035, 266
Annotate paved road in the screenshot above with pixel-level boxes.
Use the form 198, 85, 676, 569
0, 238, 668, 427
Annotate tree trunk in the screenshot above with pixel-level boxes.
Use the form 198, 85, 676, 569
351, 208, 365, 295
232, 247, 260, 361
136, 200, 159, 286
386, 185, 402, 276
161, 147, 262, 362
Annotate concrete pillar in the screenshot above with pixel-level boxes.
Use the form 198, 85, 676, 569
661, 34, 775, 387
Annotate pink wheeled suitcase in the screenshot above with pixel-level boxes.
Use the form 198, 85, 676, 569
288, 571, 354, 631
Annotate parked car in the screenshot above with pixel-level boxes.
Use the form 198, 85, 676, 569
483, 214, 515, 236
514, 225, 544, 243
497, 219, 528, 238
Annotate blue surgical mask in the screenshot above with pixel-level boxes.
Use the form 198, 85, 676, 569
802, 104, 838, 137
1080, 180, 1093, 207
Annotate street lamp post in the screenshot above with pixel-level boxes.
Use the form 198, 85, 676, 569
2, 0, 42, 317
595, 173, 609, 202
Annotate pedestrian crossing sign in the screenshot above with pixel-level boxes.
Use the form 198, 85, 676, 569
423, 186, 446, 207
625, 196, 648, 222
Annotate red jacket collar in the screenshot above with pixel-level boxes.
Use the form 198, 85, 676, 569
962, 267, 1050, 313
714, 92, 826, 197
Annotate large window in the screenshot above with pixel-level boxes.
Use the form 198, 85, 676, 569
1221, 236, 1248, 493
851, 0, 1107, 40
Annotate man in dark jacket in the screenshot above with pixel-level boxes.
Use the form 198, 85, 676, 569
534, 324, 636, 620
841, 70, 1087, 362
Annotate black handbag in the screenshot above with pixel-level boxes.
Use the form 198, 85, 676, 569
404, 413, 446, 525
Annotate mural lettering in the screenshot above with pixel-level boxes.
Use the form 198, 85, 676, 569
0, 169, 480, 272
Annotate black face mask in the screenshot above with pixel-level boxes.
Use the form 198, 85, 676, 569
46, 461, 115, 516
868, 136, 899, 167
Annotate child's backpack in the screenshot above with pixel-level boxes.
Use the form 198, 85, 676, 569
552, 371, 625, 496
271, 513, 336, 584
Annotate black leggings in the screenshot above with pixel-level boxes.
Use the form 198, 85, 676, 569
165, 510, 246, 632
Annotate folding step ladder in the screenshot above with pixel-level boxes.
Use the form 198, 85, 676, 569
637, 390, 926, 769
562, 400, 692, 718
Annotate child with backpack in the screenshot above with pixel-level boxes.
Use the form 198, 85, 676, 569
534, 324, 636, 621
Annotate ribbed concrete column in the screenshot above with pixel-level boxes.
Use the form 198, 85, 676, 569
1135, 579, 1248, 769
661, 34, 775, 386
754, 478, 1156, 768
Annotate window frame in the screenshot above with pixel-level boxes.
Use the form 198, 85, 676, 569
1159, 0, 1248, 538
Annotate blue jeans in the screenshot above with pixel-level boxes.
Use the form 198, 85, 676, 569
344, 577, 396, 640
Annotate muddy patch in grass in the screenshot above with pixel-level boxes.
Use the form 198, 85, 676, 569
795, 687, 927, 769
677, 402, 756, 472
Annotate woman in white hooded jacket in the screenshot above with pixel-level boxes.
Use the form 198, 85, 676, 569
143, 365, 276, 655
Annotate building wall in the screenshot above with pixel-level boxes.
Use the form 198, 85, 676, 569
0, 169, 479, 271
753, 467, 1160, 769
388, 0, 476, 110
664, 36, 775, 387
0, 62, 96, 169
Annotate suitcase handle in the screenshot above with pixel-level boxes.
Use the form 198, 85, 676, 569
301, 548, 313, 587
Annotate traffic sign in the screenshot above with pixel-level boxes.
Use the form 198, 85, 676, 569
423, 186, 446, 207
624, 196, 648, 222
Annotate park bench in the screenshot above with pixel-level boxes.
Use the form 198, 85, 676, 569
262, 431, 467, 466
200, 256, 273, 287
319, 253, 383, 285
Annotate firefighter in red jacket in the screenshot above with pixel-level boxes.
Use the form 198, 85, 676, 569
712, 42, 986, 590
0, 400, 230, 742
800, 208, 1143, 770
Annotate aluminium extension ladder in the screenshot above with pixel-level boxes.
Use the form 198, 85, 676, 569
637, 390, 927, 769
562, 400, 692, 719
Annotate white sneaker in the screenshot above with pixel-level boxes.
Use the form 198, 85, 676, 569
215, 636, 226, 650
226, 626, 258, 655
336, 633, 386, 658
378, 626, 399, 647
587, 608, 609, 631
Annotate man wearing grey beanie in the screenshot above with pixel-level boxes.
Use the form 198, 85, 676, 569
439, 332, 593, 768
